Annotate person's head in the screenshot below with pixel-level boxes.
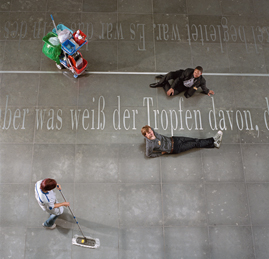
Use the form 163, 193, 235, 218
193, 66, 203, 78
40, 178, 57, 192
141, 125, 155, 139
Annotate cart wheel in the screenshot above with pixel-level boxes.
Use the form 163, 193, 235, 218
74, 74, 78, 78
56, 63, 64, 70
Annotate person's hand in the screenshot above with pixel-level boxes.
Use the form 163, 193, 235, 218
63, 202, 70, 207
167, 88, 174, 96
56, 184, 61, 190
208, 90, 214, 96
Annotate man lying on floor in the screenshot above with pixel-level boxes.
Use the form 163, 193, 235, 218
149, 66, 214, 98
141, 125, 223, 158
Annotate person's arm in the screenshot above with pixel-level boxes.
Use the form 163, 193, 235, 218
167, 88, 174, 96
50, 184, 70, 208
145, 141, 162, 158
200, 78, 214, 96
168, 75, 182, 95
207, 89, 214, 96
168, 69, 192, 95
54, 202, 70, 208
147, 151, 162, 158
47, 200, 70, 210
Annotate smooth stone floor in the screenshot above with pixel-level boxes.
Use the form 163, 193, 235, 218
1, 0, 269, 258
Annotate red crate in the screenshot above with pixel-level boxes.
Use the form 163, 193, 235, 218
72, 30, 87, 46
68, 55, 88, 75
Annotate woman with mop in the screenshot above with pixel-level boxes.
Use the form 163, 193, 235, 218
35, 178, 100, 248
35, 178, 69, 229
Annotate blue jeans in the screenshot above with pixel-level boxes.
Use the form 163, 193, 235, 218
44, 214, 59, 227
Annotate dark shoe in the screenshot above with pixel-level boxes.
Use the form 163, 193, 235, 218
149, 82, 161, 88
155, 74, 164, 79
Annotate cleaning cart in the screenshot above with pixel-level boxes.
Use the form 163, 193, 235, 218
42, 15, 88, 78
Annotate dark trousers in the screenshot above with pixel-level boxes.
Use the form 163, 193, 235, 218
159, 70, 194, 97
172, 136, 214, 154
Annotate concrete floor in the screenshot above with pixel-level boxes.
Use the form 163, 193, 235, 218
0, 0, 269, 258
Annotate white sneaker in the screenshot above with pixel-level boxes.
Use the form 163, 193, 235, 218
214, 142, 221, 148
213, 130, 223, 148
42, 223, 56, 230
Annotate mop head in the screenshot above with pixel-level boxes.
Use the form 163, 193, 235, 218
72, 234, 100, 249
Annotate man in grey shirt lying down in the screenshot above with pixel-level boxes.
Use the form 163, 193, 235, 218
141, 125, 223, 158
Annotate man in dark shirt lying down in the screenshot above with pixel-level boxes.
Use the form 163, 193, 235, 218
149, 66, 214, 98
141, 125, 223, 158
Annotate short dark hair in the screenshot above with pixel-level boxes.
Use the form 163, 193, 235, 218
195, 66, 203, 73
41, 178, 57, 192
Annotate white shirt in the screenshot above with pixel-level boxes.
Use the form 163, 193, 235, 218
35, 180, 63, 215
183, 77, 195, 87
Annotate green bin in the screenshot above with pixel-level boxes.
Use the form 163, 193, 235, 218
42, 32, 62, 64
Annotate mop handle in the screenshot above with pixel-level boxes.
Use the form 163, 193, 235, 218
57, 186, 86, 238
50, 14, 58, 35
